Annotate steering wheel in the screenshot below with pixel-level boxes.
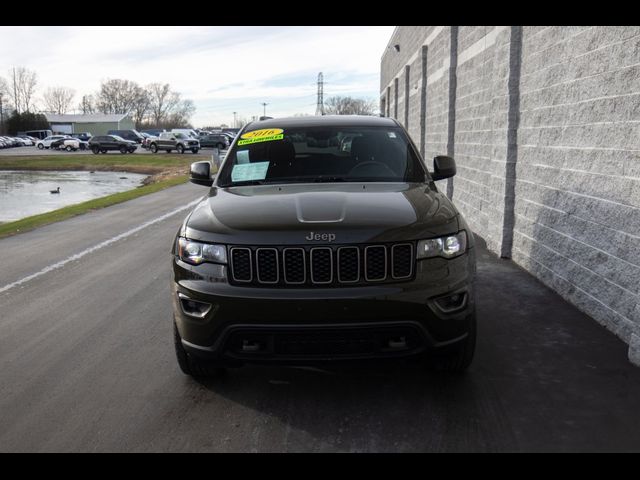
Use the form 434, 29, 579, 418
348, 161, 396, 177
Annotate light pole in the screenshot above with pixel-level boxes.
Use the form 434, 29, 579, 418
233, 111, 237, 128
261, 102, 268, 117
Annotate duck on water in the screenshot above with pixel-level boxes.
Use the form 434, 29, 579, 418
50, 187, 60, 194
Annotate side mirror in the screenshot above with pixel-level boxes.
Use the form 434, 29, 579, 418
190, 161, 214, 187
432, 155, 456, 181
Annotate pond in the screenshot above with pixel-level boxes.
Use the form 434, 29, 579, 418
0, 170, 148, 223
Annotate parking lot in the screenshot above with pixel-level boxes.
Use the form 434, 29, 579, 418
0, 145, 223, 157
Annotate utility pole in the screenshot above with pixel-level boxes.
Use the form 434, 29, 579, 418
315, 72, 324, 116
260, 102, 268, 117
233, 111, 237, 128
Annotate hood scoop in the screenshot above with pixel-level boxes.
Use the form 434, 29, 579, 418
295, 192, 347, 223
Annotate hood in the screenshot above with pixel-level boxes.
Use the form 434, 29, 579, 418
184, 183, 460, 245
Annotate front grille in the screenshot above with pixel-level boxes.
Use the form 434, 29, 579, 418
229, 243, 414, 287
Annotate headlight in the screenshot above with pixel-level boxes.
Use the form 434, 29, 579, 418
177, 237, 227, 265
417, 231, 467, 259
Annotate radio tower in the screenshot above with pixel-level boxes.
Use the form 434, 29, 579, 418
315, 72, 324, 116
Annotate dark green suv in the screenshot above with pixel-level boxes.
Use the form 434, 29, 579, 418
172, 115, 476, 377
89, 135, 138, 154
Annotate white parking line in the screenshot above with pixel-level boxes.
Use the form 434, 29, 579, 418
0, 198, 203, 295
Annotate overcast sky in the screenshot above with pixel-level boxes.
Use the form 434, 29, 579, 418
0, 26, 395, 127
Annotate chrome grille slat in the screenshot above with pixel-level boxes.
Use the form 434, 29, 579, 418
228, 243, 414, 287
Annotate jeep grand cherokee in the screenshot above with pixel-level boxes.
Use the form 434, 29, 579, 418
172, 115, 476, 377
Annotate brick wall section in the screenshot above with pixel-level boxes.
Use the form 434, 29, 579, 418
381, 26, 640, 364
512, 26, 640, 349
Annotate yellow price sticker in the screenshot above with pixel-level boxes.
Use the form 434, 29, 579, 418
240, 128, 284, 139
238, 128, 284, 146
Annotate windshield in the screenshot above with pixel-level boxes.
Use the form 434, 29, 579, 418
217, 126, 426, 187
175, 133, 188, 139
111, 135, 126, 141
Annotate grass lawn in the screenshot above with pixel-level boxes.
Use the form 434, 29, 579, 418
0, 154, 196, 174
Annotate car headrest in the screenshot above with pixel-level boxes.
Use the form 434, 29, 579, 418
350, 136, 378, 162
267, 140, 295, 162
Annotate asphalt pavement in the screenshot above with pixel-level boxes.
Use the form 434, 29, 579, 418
1, 182, 639, 452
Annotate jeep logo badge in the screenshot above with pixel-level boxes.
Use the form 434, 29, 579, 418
305, 232, 336, 242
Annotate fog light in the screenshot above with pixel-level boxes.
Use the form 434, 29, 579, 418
433, 292, 468, 313
178, 293, 212, 318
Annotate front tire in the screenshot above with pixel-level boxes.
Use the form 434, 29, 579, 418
173, 322, 225, 378
37, 143, 44, 149
176, 144, 185, 154
150, 144, 158, 153
91, 145, 100, 154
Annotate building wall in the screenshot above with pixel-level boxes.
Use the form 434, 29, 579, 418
381, 26, 640, 364
118, 116, 135, 131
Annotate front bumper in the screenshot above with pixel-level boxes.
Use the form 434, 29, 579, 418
172, 248, 476, 364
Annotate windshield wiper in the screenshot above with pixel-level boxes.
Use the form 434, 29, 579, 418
225, 179, 265, 186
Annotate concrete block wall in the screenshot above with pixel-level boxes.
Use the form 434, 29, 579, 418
381, 26, 640, 364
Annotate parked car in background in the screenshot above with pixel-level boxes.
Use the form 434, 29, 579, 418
140, 128, 165, 137
221, 132, 235, 145
17, 136, 34, 146
171, 128, 199, 139
140, 132, 157, 150
0, 138, 7, 148
6, 136, 23, 147
9, 137, 27, 146
107, 129, 144, 144
200, 133, 230, 150
71, 132, 92, 142
149, 132, 200, 154
36, 135, 69, 149
51, 137, 88, 151
89, 135, 138, 154
22, 129, 53, 140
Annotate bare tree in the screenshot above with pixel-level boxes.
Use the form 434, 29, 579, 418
78, 94, 95, 114
8, 67, 38, 113
147, 83, 180, 126
95, 79, 141, 114
0, 77, 10, 134
167, 99, 196, 127
43, 86, 75, 114
131, 86, 150, 129
324, 96, 376, 115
